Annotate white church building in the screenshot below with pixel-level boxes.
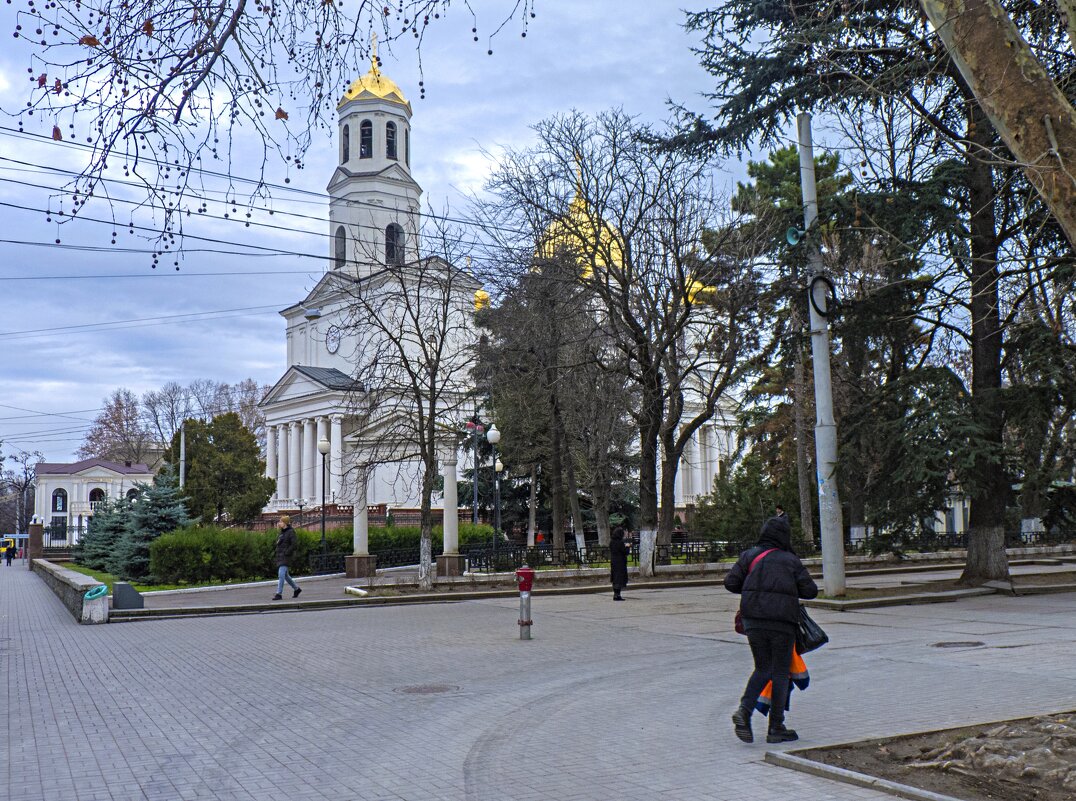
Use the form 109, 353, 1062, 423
258, 52, 738, 574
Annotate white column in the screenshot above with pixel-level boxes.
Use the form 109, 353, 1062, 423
330, 415, 343, 503
265, 425, 277, 498
442, 457, 459, 555
277, 425, 290, 502
288, 421, 301, 506
697, 427, 709, 498
352, 463, 369, 555
315, 416, 328, 506
302, 418, 317, 503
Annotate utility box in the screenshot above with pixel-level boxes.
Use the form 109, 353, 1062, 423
112, 582, 144, 610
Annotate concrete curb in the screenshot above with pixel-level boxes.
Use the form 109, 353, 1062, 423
139, 572, 347, 596
805, 587, 998, 611
764, 751, 966, 801
109, 579, 724, 621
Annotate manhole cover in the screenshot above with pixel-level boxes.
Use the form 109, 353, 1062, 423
394, 684, 459, 695
931, 641, 985, 648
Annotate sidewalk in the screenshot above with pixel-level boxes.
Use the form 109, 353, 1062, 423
129, 559, 1076, 613
3, 562, 1075, 800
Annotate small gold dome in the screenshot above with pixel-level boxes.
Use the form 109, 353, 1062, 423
339, 53, 411, 111
474, 289, 490, 311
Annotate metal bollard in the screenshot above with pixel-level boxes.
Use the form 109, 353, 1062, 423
515, 564, 535, 640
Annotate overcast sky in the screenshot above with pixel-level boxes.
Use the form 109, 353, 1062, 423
0, 1, 743, 462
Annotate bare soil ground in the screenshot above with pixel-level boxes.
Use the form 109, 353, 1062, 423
799, 712, 1076, 801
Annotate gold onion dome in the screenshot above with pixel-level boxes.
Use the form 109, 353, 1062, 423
474, 289, 490, 311
537, 194, 624, 279
339, 51, 411, 111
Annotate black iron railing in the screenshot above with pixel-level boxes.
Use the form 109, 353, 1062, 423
309, 552, 347, 575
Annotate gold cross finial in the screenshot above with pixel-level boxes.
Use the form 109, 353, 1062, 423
371, 31, 379, 72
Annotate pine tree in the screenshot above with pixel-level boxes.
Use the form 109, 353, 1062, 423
110, 468, 191, 582
74, 498, 131, 571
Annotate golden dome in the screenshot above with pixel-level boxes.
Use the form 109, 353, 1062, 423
474, 289, 490, 311
339, 52, 411, 111
537, 194, 624, 279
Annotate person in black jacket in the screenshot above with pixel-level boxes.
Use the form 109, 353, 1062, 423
724, 515, 818, 744
273, 516, 302, 601
609, 526, 630, 601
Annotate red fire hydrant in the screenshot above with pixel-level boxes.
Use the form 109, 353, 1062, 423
516, 564, 535, 640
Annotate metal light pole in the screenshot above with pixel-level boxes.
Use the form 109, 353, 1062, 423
486, 424, 501, 566
317, 437, 331, 555
796, 112, 846, 596
466, 417, 484, 525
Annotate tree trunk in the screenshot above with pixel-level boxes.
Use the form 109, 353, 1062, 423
418, 462, 435, 591
548, 382, 567, 551
527, 465, 537, 547
658, 448, 678, 550
921, 0, 1076, 248
960, 105, 1011, 584
565, 452, 586, 552
592, 469, 611, 547
792, 318, 816, 545
636, 384, 662, 577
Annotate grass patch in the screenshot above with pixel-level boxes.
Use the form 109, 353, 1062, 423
64, 564, 268, 593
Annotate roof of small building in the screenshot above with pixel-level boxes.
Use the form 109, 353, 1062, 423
36, 458, 152, 475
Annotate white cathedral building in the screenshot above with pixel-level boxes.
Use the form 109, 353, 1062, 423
258, 53, 738, 575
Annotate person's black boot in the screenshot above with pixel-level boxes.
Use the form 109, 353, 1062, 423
293, 586, 302, 599
613, 591, 623, 601
732, 707, 753, 743
272, 594, 283, 600
766, 723, 798, 743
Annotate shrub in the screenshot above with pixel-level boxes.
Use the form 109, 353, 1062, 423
149, 522, 497, 585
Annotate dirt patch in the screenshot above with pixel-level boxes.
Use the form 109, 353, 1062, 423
798, 711, 1076, 801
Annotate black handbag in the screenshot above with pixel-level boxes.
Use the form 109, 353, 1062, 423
796, 606, 829, 653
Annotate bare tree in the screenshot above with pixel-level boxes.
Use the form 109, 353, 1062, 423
482, 110, 763, 574
2, 450, 42, 535
78, 388, 156, 464
337, 221, 479, 590
9, 0, 533, 237
142, 381, 193, 444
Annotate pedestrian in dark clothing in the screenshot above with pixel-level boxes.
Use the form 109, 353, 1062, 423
4, 546, 12, 566
609, 526, 630, 601
724, 515, 817, 744
273, 516, 301, 600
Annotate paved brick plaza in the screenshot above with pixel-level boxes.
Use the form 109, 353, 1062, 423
2, 565, 1075, 801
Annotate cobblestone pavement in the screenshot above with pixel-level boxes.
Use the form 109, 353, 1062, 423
3, 563, 1075, 801
132, 559, 1076, 610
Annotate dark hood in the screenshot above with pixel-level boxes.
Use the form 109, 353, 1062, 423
757, 516, 792, 551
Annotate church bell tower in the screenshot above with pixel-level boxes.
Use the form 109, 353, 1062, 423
328, 38, 421, 277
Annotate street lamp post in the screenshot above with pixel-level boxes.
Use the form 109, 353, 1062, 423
317, 437, 331, 555
296, 498, 306, 529
465, 417, 484, 525
486, 424, 501, 567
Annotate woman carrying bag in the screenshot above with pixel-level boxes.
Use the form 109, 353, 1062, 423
724, 515, 818, 744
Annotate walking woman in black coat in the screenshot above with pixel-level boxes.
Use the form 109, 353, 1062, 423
724, 516, 818, 744
609, 526, 630, 601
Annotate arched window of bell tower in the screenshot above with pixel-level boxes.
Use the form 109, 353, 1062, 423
341, 124, 350, 163
334, 226, 347, 269
385, 223, 405, 265
359, 120, 372, 159
386, 122, 398, 161
405, 129, 410, 167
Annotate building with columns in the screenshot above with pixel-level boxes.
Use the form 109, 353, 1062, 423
259, 49, 477, 576
33, 458, 154, 545
259, 52, 740, 574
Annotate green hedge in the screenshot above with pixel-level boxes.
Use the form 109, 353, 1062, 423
149, 523, 494, 584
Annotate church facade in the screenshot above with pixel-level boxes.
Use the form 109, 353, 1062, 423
258, 55, 738, 571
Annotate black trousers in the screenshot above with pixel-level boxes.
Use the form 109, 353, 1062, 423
739, 628, 795, 726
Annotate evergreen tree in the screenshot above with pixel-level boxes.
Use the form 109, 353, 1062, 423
109, 468, 191, 582
74, 497, 131, 571
165, 413, 274, 524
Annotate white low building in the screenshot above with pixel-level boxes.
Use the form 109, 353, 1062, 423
34, 458, 154, 544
